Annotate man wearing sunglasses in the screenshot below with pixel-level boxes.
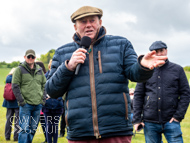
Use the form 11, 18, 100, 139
12, 49, 46, 143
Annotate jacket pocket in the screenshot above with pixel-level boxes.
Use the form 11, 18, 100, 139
144, 96, 150, 108
98, 51, 102, 73
123, 92, 128, 120
172, 98, 177, 109
65, 100, 69, 126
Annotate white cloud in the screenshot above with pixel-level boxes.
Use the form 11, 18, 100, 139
109, 12, 137, 24
10, 56, 24, 63
0, 0, 190, 67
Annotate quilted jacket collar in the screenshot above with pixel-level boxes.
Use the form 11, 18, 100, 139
73, 26, 106, 45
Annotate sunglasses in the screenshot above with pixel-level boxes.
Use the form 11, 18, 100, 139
27, 55, 35, 59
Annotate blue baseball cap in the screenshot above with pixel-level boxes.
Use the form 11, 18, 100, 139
149, 41, 167, 51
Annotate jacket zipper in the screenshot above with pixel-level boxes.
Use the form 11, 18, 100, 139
89, 45, 101, 139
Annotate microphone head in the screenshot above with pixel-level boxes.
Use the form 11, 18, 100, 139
80, 36, 91, 47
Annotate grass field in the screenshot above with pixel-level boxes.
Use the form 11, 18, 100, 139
0, 68, 190, 143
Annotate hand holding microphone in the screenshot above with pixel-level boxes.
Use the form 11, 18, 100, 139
75, 36, 91, 75
67, 36, 91, 74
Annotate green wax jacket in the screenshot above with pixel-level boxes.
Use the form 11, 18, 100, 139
12, 61, 46, 106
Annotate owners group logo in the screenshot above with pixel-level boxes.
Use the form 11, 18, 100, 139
10, 116, 61, 134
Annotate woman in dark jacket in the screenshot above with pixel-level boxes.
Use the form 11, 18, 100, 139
2, 68, 19, 141
42, 97, 63, 143
43, 59, 64, 143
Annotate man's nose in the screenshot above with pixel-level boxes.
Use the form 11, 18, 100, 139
86, 21, 92, 27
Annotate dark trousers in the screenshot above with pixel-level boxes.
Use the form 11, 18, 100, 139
60, 109, 66, 135
68, 136, 132, 143
44, 112, 62, 143
40, 114, 47, 142
5, 108, 19, 140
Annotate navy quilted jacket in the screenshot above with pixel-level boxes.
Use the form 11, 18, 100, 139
45, 27, 153, 140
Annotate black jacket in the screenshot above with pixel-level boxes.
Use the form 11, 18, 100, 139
133, 60, 190, 124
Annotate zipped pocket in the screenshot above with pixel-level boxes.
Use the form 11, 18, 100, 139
123, 92, 128, 120
98, 51, 102, 73
65, 100, 69, 126
145, 96, 150, 108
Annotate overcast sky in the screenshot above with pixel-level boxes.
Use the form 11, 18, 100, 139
0, 0, 190, 66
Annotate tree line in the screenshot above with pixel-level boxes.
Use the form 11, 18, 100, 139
1, 49, 190, 72
0, 49, 55, 70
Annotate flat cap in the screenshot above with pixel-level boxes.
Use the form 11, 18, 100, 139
149, 41, 167, 51
71, 6, 103, 23
25, 49, 36, 57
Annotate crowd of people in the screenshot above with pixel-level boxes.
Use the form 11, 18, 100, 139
2, 5, 190, 143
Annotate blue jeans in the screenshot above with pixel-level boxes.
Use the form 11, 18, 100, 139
18, 104, 42, 143
144, 121, 183, 143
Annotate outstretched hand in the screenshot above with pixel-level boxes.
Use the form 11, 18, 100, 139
141, 51, 168, 70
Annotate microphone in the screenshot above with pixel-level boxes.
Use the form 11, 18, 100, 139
75, 36, 91, 75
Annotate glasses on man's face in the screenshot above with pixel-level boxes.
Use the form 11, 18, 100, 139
27, 55, 35, 59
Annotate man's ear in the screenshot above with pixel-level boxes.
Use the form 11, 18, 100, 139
166, 49, 168, 55
99, 19, 102, 26
74, 23, 77, 31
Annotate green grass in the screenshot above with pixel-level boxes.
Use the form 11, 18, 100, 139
0, 68, 190, 143
0, 68, 10, 86
185, 71, 190, 84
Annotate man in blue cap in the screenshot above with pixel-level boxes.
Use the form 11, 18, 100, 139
133, 41, 190, 143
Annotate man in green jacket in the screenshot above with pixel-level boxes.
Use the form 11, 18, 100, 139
12, 49, 46, 143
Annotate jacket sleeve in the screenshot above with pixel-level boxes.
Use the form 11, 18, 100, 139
41, 73, 47, 105
132, 82, 146, 124
173, 67, 190, 121
12, 67, 26, 106
45, 50, 74, 99
123, 41, 153, 82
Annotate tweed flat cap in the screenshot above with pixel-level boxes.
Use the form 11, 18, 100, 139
71, 6, 103, 23
149, 41, 167, 51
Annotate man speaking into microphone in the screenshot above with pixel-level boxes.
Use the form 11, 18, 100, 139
45, 6, 167, 143
75, 36, 91, 75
